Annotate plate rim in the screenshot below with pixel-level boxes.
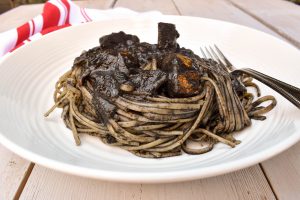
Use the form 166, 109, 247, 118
0, 15, 299, 183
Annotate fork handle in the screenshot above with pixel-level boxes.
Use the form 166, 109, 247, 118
232, 68, 300, 109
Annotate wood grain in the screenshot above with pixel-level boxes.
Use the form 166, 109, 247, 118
0, 145, 32, 200
75, 0, 115, 9
140, 165, 275, 200
19, 165, 276, 200
229, 0, 300, 47
115, 0, 178, 14
261, 143, 300, 200
173, 0, 281, 38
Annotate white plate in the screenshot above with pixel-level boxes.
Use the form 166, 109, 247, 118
0, 15, 299, 183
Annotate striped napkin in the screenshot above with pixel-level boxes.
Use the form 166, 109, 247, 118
0, 0, 161, 57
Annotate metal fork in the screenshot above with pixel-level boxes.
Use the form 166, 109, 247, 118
200, 45, 300, 109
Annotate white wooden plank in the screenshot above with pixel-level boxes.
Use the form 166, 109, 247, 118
261, 142, 300, 200
20, 165, 276, 200
0, 145, 32, 200
261, 143, 300, 200
141, 165, 275, 200
229, 0, 300, 47
75, 0, 115, 9
19, 167, 142, 200
115, 0, 178, 15
173, 0, 281, 38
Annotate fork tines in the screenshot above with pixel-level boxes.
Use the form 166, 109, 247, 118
200, 45, 234, 71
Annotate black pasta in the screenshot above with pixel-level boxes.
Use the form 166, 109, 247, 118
45, 22, 276, 158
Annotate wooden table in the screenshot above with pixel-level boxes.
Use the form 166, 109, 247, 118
0, 0, 299, 199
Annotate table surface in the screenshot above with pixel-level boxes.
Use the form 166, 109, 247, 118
0, 0, 300, 199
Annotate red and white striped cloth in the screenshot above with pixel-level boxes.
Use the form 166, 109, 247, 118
0, 0, 161, 57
